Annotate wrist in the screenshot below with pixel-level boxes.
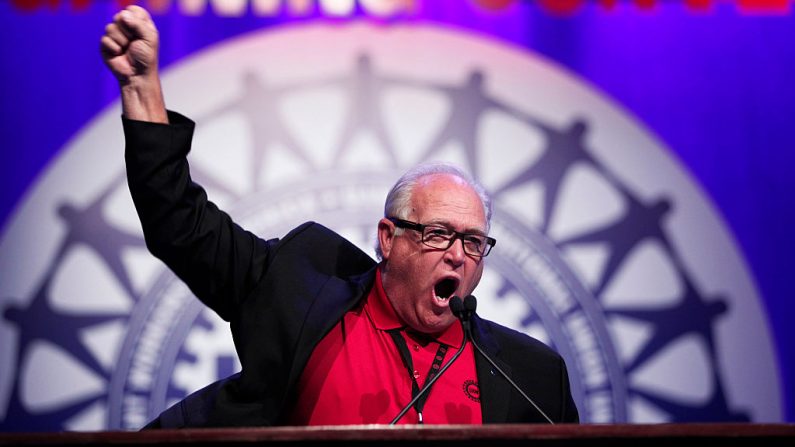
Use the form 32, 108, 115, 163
120, 72, 168, 124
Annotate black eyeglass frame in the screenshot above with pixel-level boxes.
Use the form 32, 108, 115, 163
387, 217, 496, 258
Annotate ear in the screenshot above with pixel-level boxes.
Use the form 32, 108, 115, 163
377, 218, 396, 260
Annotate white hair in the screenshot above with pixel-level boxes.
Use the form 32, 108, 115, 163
375, 162, 493, 260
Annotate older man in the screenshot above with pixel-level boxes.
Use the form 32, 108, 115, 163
102, 6, 578, 427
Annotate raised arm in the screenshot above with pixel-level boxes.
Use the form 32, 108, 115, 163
100, 5, 168, 123
101, 7, 271, 321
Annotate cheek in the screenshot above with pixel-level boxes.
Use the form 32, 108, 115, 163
467, 263, 485, 289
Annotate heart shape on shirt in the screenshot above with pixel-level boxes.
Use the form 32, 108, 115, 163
359, 390, 390, 423
444, 402, 473, 423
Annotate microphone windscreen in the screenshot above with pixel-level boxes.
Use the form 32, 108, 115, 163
449, 296, 464, 317
464, 295, 477, 313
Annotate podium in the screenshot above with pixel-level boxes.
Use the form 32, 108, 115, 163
1, 424, 793, 446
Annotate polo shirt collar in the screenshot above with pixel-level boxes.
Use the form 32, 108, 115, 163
366, 267, 464, 348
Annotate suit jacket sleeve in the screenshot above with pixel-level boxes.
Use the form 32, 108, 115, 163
123, 111, 271, 321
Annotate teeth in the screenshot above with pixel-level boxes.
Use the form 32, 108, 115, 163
435, 294, 449, 301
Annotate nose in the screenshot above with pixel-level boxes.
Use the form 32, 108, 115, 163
444, 236, 466, 267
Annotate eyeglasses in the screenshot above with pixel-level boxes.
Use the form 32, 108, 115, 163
387, 217, 496, 258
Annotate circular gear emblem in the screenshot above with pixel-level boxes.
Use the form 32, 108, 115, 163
0, 23, 782, 430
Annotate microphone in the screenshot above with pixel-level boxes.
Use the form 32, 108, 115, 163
389, 296, 469, 425
460, 295, 555, 425
450, 294, 472, 326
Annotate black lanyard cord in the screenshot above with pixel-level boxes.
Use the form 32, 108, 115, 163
387, 327, 468, 425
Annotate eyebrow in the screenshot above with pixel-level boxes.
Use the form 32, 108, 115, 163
424, 219, 486, 236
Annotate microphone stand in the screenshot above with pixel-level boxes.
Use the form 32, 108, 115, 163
461, 295, 555, 425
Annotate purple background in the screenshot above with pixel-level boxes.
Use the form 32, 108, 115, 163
0, 1, 792, 422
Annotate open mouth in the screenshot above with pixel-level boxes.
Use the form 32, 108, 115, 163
434, 277, 459, 301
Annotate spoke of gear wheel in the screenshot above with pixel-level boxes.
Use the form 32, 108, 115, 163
330, 55, 400, 168
1, 174, 141, 430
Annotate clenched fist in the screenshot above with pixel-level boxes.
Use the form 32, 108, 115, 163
100, 5, 167, 123
101, 5, 159, 83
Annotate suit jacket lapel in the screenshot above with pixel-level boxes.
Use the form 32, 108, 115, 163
472, 315, 512, 423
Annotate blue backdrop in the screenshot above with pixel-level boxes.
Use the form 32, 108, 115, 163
0, 0, 792, 425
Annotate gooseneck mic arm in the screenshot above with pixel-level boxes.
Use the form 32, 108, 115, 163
388, 296, 469, 425
460, 295, 555, 425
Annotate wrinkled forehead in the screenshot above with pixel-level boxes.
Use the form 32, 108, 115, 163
410, 174, 487, 230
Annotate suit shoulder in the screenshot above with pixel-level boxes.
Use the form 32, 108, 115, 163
478, 317, 563, 362
269, 221, 376, 277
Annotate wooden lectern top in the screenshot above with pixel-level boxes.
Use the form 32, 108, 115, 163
0, 423, 793, 446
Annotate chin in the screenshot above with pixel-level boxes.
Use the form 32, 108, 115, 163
421, 318, 456, 333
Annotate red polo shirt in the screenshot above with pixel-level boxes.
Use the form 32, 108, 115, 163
286, 268, 482, 425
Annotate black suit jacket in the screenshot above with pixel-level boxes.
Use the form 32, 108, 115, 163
124, 112, 579, 428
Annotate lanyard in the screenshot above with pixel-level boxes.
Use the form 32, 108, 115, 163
387, 329, 448, 424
